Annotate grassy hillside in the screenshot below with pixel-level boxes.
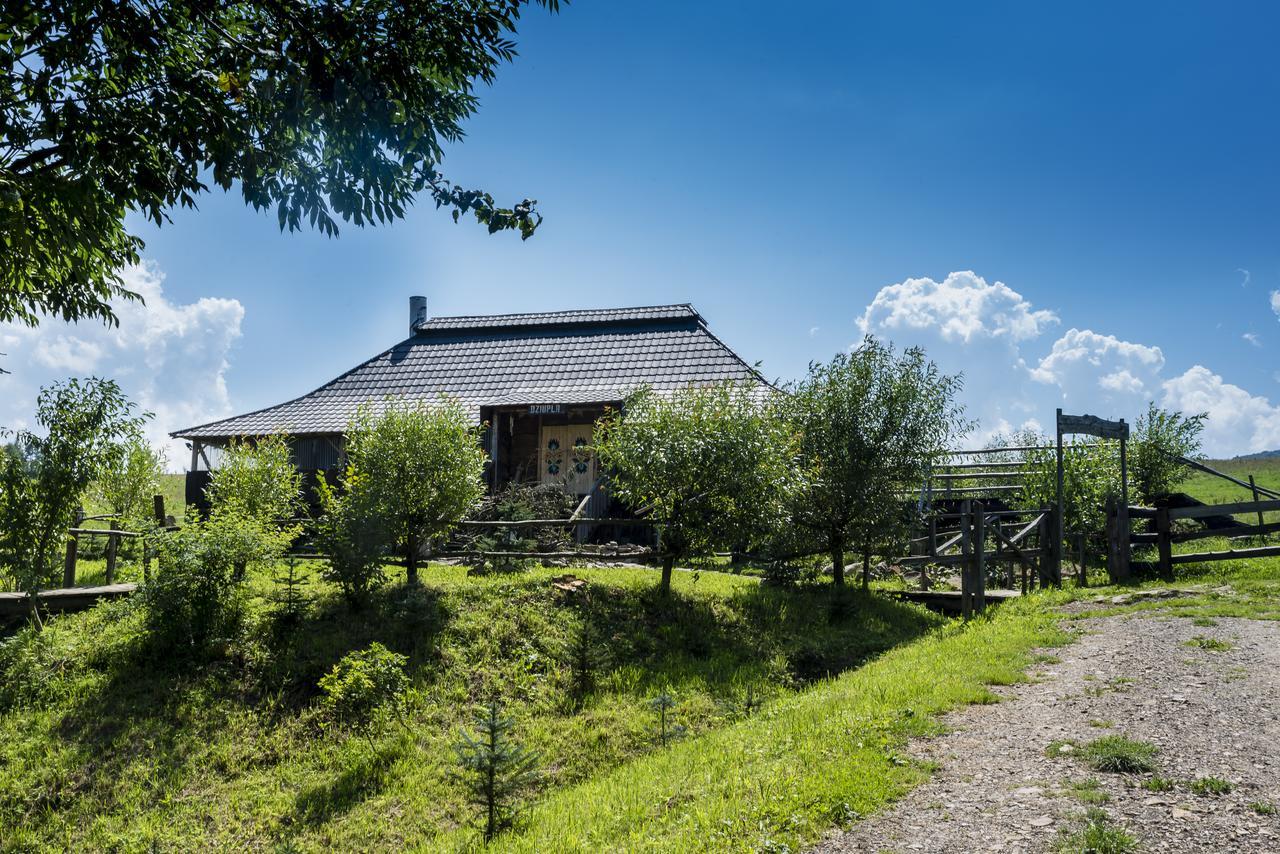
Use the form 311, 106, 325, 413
0, 564, 943, 851
1178, 457, 1280, 505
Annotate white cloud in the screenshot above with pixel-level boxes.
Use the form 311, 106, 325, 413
1030, 328, 1164, 411
1271, 290, 1280, 320
1161, 366, 1280, 457
0, 262, 243, 468
857, 270, 1058, 344
1238, 268, 1251, 288
854, 270, 1279, 456
1243, 332, 1262, 348
808, 326, 820, 337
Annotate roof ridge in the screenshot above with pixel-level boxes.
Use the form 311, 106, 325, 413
416, 303, 700, 332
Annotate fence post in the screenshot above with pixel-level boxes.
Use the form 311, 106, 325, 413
973, 502, 986, 614
1251, 476, 1265, 541
105, 532, 118, 585
62, 538, 78, 588
153, 494, 166, 526
1155, 505, 1173, 581
1076, 531, 1087, 587
1115, 496, 1131, 582
959, 499, 972, 620
1036, 507, 1052, 589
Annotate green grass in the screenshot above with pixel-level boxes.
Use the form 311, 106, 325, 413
0, 562, 952, 851
1064, 777, 1109, 804
1184, 635, 1233, 651
1142, 775, 1176, 792
1250, 801, 1276, 815
1080, 736, 1159, 774
1054, 808, 1138, 854
1189, 776, 1233, 796
1180, 456, 1280, 521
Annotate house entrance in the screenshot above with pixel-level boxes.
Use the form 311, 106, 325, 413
539, 424, 596, 494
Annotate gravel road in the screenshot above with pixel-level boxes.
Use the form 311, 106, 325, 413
815, 612, 1280, 853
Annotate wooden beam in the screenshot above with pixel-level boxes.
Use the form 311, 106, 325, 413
1170, 499, 1280, 520
1169, 545, 1280, 565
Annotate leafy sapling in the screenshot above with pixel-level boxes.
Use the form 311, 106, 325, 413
455, 701, 541, 843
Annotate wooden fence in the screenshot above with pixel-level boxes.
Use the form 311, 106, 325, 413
59, 495, 173, 588
896, 500, 1059, 617
1121, 497, 1280, 579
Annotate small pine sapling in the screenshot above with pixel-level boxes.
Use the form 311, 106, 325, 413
649, 692, 685, 745
454, 701, 541, 843
271, 555, 309, 624
561, 615, 606, 711
743, 683, 764, 718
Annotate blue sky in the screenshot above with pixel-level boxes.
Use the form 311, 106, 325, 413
4, 0, 1280, 459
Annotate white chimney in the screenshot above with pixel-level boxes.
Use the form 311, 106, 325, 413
409, 295, 428, 333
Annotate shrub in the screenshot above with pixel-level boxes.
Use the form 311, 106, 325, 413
89, 432, 166, 524
318, 642, 410, 732
340, 400, 487, 585
1130, 403, 1206, 503
316, 472, 388, 607
143, 518, 250, 656
594, 382, 802, 595
205, 435, 303, 524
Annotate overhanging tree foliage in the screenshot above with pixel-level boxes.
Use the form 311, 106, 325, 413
593, 382, 801, 596
1, 1, 557, 330
778, 339, 969, 586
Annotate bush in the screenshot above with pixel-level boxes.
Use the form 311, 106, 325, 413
318, 642, 409, 731
142, 511, 285, 655
316, 472, 388, 607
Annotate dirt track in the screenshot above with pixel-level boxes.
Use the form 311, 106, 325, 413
816, 612, 1280, 853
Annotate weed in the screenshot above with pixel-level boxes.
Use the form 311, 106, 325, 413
1087, 719, 1113, 729
1064, 777, 1110, 805
1189, 776, 1232, 796
1142, 776, 1175, 792
1190, 617, 1217, 627
1249, 801, 1276, 816
1054, 808, 1137, 854
1081, 736, 1158, 774
1045, 739, 1079, 759
1184, 636, 1233, 651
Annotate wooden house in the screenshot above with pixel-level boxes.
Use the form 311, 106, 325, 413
172, 298, 768, 513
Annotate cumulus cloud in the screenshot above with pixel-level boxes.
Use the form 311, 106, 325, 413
1030, 328, 1165, 410
854, 270, 1279, 455
1161, 366, 1280, 456
0, 262, 243, 467
857, 270, 1058, 344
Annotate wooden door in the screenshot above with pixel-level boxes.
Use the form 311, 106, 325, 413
539, 424, 595, 494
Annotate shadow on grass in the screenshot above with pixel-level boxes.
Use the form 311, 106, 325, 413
292, 741, 400, 827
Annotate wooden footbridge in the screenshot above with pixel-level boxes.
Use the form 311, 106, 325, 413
0, 583, 137, 620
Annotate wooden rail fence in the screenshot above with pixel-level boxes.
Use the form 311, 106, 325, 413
1119, 497, 1280, 579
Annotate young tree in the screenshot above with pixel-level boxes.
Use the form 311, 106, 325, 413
1130, 403, 1206, 502
89, 432, 166, 524
205, 435, 303, 525
1, 1, 557, 335
203, 435, 303, 580
342, 400, 488, 585
0, 379, 144, 594
777, 340, 969, 586
593, 382, 801, 596
454, 700, 541, 843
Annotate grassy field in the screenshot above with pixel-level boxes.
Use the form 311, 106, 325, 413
1179, 457, 1280, 505
4, 473, 1278, 851
0, 563, 948, 851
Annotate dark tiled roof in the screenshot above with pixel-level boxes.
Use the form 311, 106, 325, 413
173, 303, 765, 439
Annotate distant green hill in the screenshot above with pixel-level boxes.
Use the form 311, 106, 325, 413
1234, 449, 1280, 461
